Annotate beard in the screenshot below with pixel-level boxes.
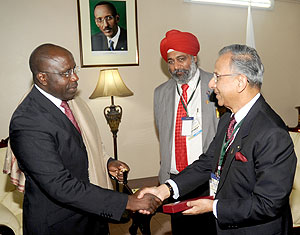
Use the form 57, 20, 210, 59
169, 59, 198, 84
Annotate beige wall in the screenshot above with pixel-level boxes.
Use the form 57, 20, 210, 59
1, 0, 299, 179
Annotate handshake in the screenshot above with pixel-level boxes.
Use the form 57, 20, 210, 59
125, 184, 171, 214
108, 159, 171, 214
125, 184, 215, 216
109, 160, 214, 216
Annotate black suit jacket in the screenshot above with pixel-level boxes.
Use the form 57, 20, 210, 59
91, 27, 127, 51
9, 86, 128, 235
173, 95, 297, 235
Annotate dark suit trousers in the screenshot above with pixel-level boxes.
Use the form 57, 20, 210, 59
169, 174, 217, 235
29, 213, 110, 235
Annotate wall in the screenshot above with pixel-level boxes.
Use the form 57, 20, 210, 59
0, 0, 299, 179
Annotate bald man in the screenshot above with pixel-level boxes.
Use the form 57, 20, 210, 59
154, 29, 218, 234
9, 43, 161, 235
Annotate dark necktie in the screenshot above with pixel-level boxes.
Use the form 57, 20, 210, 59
175, 84, 189, 172
218, 115, 237, 174
226, 115, 237, 142
109, 40, 114, 51
60, 101, 81, 134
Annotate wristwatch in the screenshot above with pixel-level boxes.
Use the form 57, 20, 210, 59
165, 182, 174, 197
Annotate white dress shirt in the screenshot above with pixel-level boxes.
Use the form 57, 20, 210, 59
170, 68, 203, 174
106, 26, 121, 50
35, 85, 64, 113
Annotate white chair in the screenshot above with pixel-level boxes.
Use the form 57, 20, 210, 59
289, 132, 300, 229
0, 147, 23, 235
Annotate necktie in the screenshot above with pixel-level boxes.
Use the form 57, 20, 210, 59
60, 101, 81, 134
226, 115, 237, 142
217, 115, 237, 175
175, 84, 189, 172
109, 40, 114, 51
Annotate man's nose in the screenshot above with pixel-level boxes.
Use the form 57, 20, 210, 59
208, 77, 216, 89
174, 60, 181, 70
70, 73, 79, 82
103, 20, 109, 27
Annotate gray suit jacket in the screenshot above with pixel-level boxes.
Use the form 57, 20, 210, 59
154, 68, 219, 183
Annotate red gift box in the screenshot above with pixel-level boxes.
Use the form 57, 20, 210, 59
163, 196, 214, 213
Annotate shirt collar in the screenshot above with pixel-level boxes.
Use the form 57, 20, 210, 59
34, 84, 63, 110
234, 93, 261, 123
187, 68, 200, 90
107, 26, 121, 48
178, 68, 200, 92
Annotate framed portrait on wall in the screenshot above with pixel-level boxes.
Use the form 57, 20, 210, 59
77, 0, 139, 67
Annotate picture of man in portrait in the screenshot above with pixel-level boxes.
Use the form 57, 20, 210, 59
91, 1, 128, 51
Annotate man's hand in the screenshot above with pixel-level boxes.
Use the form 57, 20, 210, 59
182, 198, 213, 215
108, 160, 130, 182
126, 193, 162, 214
136, 184, 171, 202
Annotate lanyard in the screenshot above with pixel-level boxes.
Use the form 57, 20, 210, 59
176, 76, 201, 117
216, 119, 244, 177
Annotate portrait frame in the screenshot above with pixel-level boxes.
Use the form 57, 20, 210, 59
77, 0, 139, 67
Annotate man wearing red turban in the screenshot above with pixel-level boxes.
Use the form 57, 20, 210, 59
154, 29, 219, 234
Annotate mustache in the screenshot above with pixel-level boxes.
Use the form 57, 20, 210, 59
68, 82, 78, 89
172, 69, 189, 76
103, 26, 112, 31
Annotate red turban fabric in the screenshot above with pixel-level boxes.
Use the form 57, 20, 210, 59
160, 29, 200, 62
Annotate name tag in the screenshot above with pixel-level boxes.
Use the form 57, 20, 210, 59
209, 173, 219, 197
181, 117, 194, 136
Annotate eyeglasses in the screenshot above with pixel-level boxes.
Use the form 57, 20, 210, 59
40, 66, 80, 78
95, 15, 114, 24
213, 72, 240, 83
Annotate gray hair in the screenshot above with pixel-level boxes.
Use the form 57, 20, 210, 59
219, 44, 264, 88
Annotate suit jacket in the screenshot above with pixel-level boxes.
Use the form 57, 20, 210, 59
9, 86, 128, 235
173, 95, 297, 234
91, 27, 127, 51
154, 68, 219, 184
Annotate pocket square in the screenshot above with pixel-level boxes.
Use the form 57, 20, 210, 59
235, 152, 248, 162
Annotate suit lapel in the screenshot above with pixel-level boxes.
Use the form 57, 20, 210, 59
200, 70, 211, 150
116, 28, 127, 50
165, 80, 176, 155
30, 87, 83, 145
216, 96, 265, 193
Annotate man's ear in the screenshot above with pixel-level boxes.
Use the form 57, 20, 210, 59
237, 74, 248, 92
193, 55, 198, 63
36, 72, 48, 86
115, 14, 120, 23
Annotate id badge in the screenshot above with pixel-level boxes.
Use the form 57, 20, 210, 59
209, 173, 219, 197
181, 117, 194, 136
191, 118, 202, 138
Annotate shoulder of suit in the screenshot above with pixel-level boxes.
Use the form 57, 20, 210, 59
199, 68, 213, 82
120, 27, 127, 35
92, 31, 106, 40
155, 79, 175, 93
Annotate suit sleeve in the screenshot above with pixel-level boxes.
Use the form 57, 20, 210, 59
10, 116, 128, 221
172, 140, 216, 196
217, 127, 297, 226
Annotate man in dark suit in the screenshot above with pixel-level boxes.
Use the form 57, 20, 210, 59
138, 44, 297, 234
9, 43, 161, 235
91, 1, 127, 51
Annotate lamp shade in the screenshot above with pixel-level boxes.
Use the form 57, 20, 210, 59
89, 68, 133, 99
